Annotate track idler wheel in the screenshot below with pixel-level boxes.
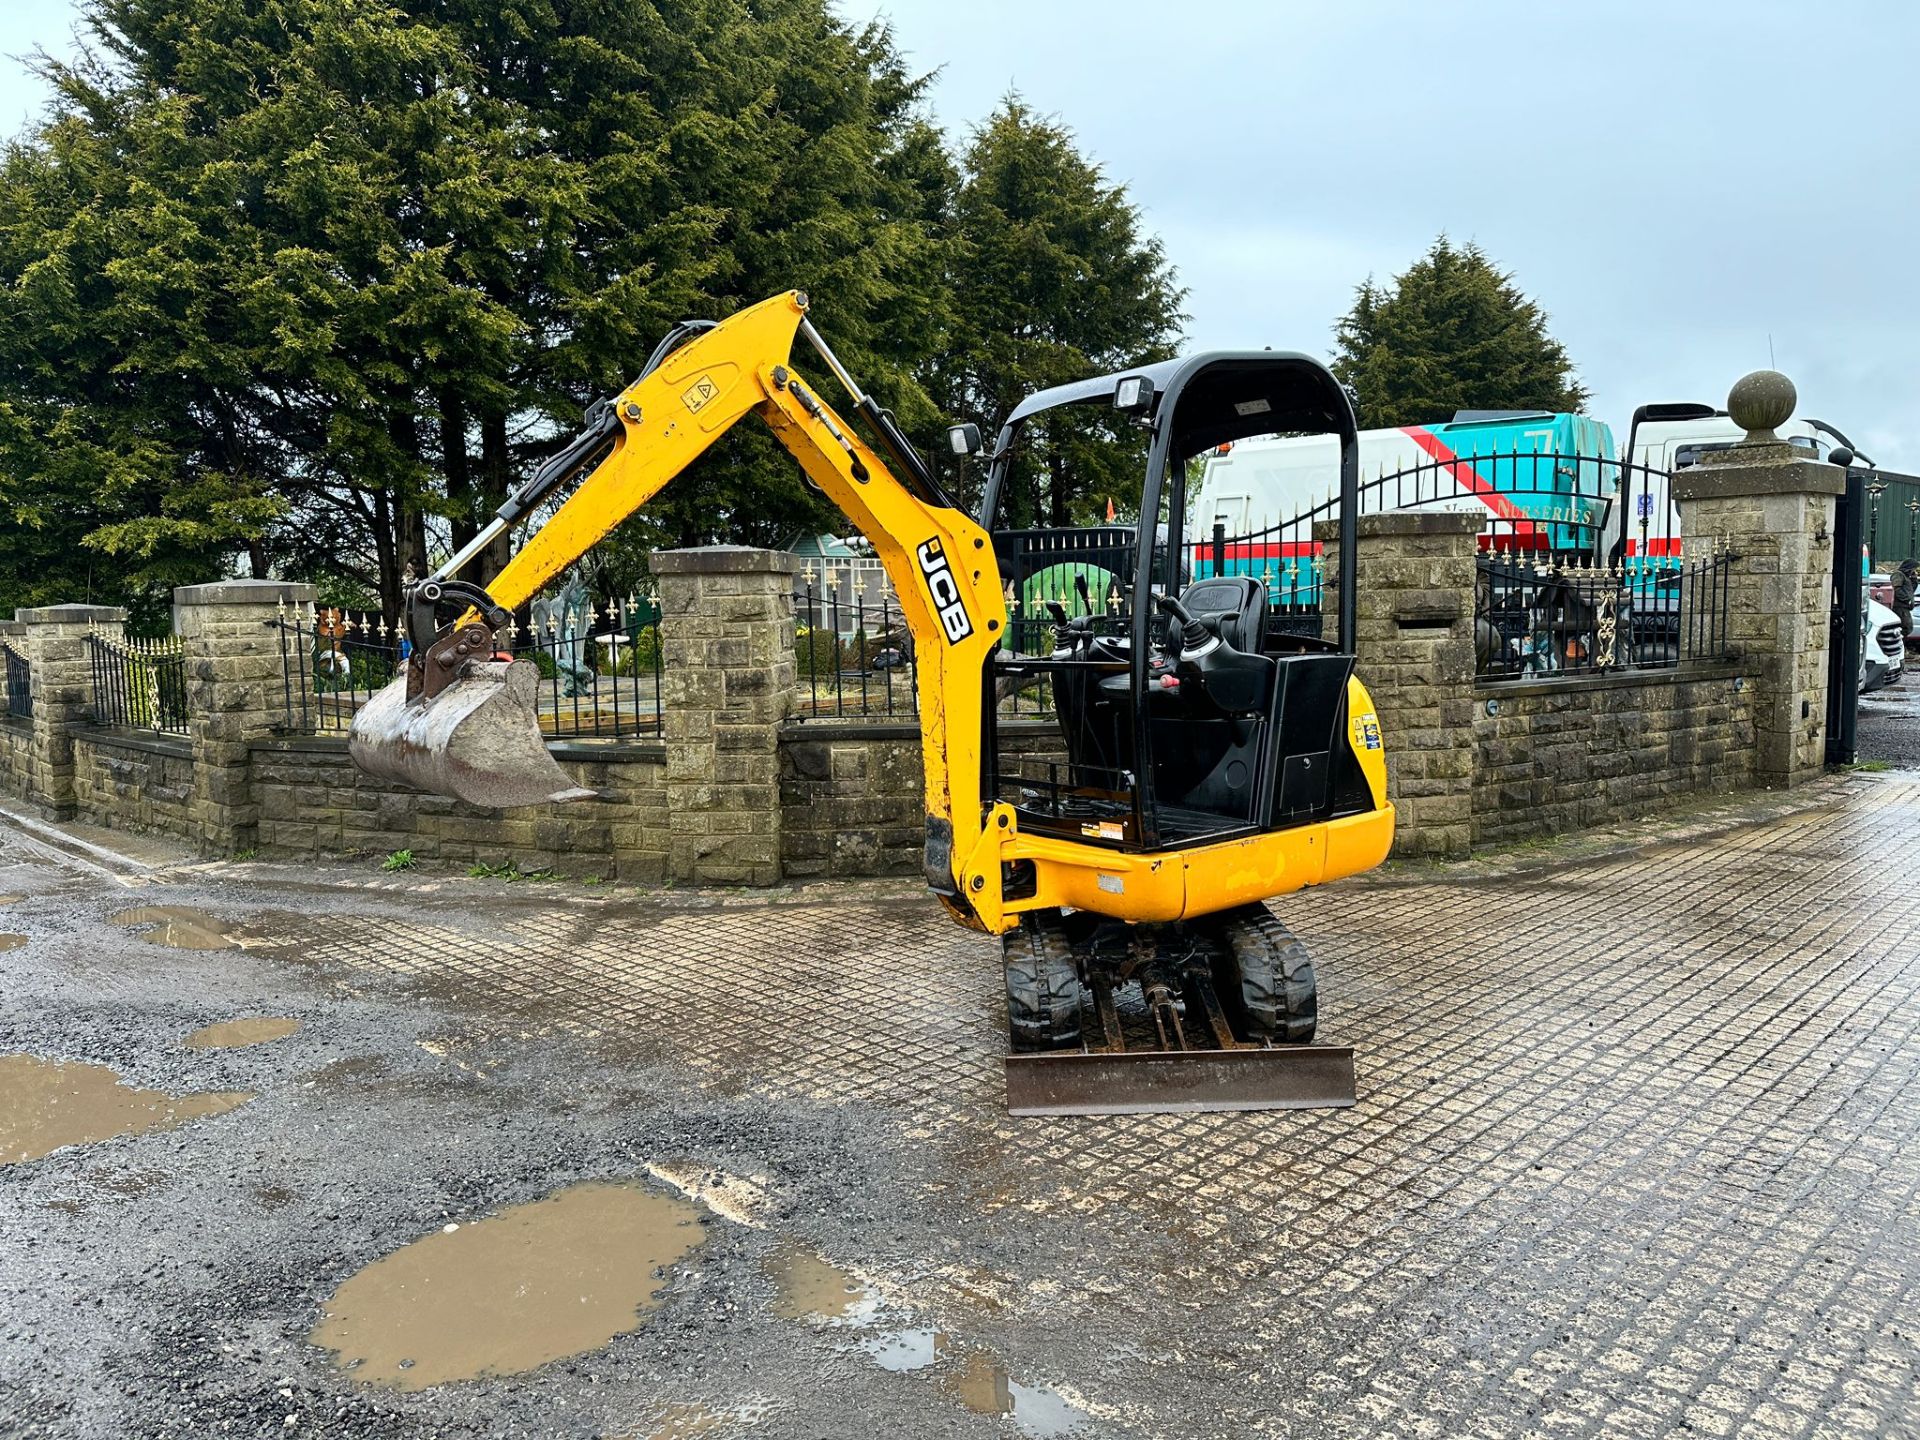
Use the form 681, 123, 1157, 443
1002, 909, 1086, 1052
1211, 904, 1317, 1043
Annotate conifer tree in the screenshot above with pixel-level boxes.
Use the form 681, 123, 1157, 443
1331, 236, 1588, 430
0, 0, 952, 618
930, 98, 1184, 526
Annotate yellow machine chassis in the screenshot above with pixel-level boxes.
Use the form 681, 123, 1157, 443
958, 693, 1394, 933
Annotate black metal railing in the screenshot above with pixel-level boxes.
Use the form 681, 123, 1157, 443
1196, 449, 1684, 642
511, 596, 665, 740
271, 599, 664, 740
270, 606, 402, 734
794, 572, 920, 721
1475, 550, 1737, 681
86, 631, 189, 735
3, 643, 29, 719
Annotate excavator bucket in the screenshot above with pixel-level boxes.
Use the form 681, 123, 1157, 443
348, 660, 597, 810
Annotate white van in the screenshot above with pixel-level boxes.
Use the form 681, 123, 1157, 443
1863, 593, 1906, 693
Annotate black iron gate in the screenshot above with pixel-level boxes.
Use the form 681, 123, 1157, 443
1827, 471, 1864, 765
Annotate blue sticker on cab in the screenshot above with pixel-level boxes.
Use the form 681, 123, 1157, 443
1357, 712, 1382, 750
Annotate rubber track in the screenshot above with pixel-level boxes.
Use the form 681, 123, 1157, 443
1222, 904, 1317, 1043
1003, 913, 1085, 1050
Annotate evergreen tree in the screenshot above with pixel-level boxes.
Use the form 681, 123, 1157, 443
0, 0, 953, 620
930, 98, 1184, 526
1331, 236, 1589, 430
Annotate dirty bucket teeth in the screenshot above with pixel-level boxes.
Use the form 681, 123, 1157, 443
348, 659, 598, 810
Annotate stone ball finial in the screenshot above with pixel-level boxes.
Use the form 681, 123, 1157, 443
1727, 369, 1796, 443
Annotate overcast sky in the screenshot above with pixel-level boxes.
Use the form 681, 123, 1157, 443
5, 1, 1916, 466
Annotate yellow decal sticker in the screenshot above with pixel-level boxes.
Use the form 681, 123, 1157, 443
1082, 821, 1126, 842
680, 374, 721, 414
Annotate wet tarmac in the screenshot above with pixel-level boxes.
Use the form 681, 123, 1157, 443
3, 777, 1919, 1439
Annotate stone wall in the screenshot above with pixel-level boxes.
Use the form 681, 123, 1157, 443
175, 580, 316, 854
73, 731, 196, 842
0, 718, 30, 799
0, 421, 1843, 880
1471, 665, 1756, 848
779, 720, 1068, 879
1674, 451, 1842, 786
249, 737, 670, 880
1320, 511, 1481, 858
657, 547, 795, 886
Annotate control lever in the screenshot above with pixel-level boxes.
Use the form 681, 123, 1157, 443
1074, 573, 1094, 616
1153, 594, 1219, 654
1152, 594, 1270, 713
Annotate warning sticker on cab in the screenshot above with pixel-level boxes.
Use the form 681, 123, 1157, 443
1083, 821, 1126, 842
680, 374, 721, 414
1357, 712, 1382, 750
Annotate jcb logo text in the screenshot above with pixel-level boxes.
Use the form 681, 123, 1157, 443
916, 538, 973, 644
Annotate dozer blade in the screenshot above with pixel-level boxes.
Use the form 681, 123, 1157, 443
1004, 1045, 1356, 1117
348, 659, 598, 810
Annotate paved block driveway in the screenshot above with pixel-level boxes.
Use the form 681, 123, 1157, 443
2, 777, 1915, 1439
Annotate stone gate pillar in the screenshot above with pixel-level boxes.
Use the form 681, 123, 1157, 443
654, 546, 797, 885
1319, 510, 1480, 858
174, 579, 316, 854
1673, 371, 1842, 788
14, 603, 126, 818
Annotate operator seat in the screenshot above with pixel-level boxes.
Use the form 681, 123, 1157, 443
1177, 575, 1268, 653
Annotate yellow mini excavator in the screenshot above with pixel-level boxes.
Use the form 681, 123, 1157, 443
350, 291, 1395, 1114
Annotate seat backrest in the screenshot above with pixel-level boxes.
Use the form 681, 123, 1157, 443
1178, 575, 1267, 653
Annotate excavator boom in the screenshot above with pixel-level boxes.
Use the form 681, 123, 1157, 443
348, 291, 1005, 920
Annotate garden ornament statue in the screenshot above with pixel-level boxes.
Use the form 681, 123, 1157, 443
531, 572, 595, 698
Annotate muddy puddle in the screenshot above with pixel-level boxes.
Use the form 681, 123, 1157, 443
0, 933, 25, 951
182, 1016, 301, 1050
312, 1180, 706, 1391
856, 1327, 1084, 1436
307, 1056, 388, 1087
764, 1243, 876, 1324
761, 1238, 1084, 1434
109, 905, 246, 950
946, 1349, 1085, 1436
0, 1054, 253, 1165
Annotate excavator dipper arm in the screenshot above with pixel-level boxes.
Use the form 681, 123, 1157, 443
348, 291, 1007, 926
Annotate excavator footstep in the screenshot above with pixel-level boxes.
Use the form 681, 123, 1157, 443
348, 660, 598, 811
1004, 1044, 1356, 1117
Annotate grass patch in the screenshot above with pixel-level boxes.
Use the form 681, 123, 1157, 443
467, 860, 557, 883
1847, 759, 1893, 773
381, 848, 416, 872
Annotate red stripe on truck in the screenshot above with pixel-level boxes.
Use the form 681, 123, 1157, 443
1400, 426, 1542, 535
1190, 540, 1322, 561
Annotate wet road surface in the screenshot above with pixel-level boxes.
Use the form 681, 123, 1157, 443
2, 778, 1918, 1439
